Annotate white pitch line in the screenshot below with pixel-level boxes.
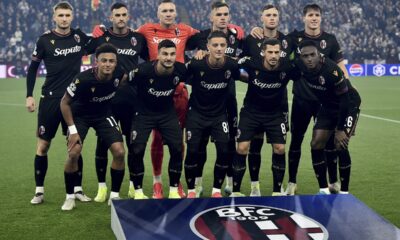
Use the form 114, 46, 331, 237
360, 114, 400, 124
0, 103, 25, 107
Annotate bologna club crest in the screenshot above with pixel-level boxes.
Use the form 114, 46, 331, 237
320, 40, 327, 49
190, 205, 329, 239
74, 34, 81, 43
131, 37, 137, 47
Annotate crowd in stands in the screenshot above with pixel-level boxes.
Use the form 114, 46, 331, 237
1, 0, 399, 64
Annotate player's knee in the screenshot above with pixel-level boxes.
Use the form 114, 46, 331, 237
112, 146, 125, 162
272, 144, 285, 155
36, 140, 51, 155
310, 139, 325, 150
68, 148, 82, 162
236, 142, 250, 155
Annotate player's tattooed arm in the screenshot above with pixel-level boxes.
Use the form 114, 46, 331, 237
60, 93, 81, 151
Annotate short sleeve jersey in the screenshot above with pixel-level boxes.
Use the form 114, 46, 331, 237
130, 61, 187, 114
242, 31, 292, 60
296, 58, 352, 108
289, 30, 344, 100
86, 28, 148, 73
187, 28, 243, 58
66, 67, 125, 118
240, 57, 298, 113
32, 28, 90, 97
187, 56, 240, 116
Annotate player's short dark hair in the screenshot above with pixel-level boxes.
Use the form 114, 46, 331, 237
303, 3, 322, 16
299, 40, 318, 51
159, 0, 174, 6
262, 4, 279, 12
262, 38, 281, 50
95, 43, 118, 58
211, 1, 229, 10
207, 31, 227, 42
53, 1, 73, 12
158, 39, 176, 51
111, 2, 127, 11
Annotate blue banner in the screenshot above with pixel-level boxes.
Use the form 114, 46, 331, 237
110, 195, 400, 240
346, 64, 400, 77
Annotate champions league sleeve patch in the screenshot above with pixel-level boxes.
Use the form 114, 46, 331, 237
190, 205, 328, 240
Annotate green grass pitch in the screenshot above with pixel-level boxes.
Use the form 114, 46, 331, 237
0, 76, 399, 238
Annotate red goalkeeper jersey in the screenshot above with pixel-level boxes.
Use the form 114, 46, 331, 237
137, 23, 198, 63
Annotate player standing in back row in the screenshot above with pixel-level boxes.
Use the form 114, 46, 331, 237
25, 1, 91, 205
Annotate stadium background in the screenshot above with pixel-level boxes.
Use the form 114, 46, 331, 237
0, 0, 399, 238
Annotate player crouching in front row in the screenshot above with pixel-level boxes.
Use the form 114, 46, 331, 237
60, 43, 127, 210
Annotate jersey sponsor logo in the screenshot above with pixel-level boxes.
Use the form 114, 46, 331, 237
152, 37, 181, 45
190, 205, 328, 240
148, 88, 174, 97
225, 70, 231, 79
319, 76, 325, 85
238, 56, 250, 64
348, 64, 364, 76
373, 64, 386, 77
252, 79, 282, 89
131, 37, 137, 46
106, 36, 110, 42
54, 45, 82, 56
74, 34, 80, 43
91, 92, 116, 103
225, 47, 235, 54
117, 48, 137, 56
320, 40, 327, 49
306, 81, 327, 91
200, 81, 228, 90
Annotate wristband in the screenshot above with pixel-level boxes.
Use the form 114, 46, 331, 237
68, 125, 78, 134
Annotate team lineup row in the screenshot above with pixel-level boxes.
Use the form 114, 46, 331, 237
25, 1, 360, 211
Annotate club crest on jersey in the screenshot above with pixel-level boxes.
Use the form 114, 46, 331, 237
173, 76, 180, 85
38, 125, 46, 136
175, 28, 181, 36
225, 70, 231, 79
186, 130, 192, 141
229, 35, 236, 45
280, 72, 286, 80
190, 205, 329, 240
131, 131, 137, 141
320, 40, 327, 49
131, 37, 137, 46
106, 37, 110, 42
50, 40, 55, 45
91, 87, 95, 92
114, 78, 120, 87
74, 34, 80, 43
319, 76, 326, 85
149, 78, 154, 84
282, 39, 288, 49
